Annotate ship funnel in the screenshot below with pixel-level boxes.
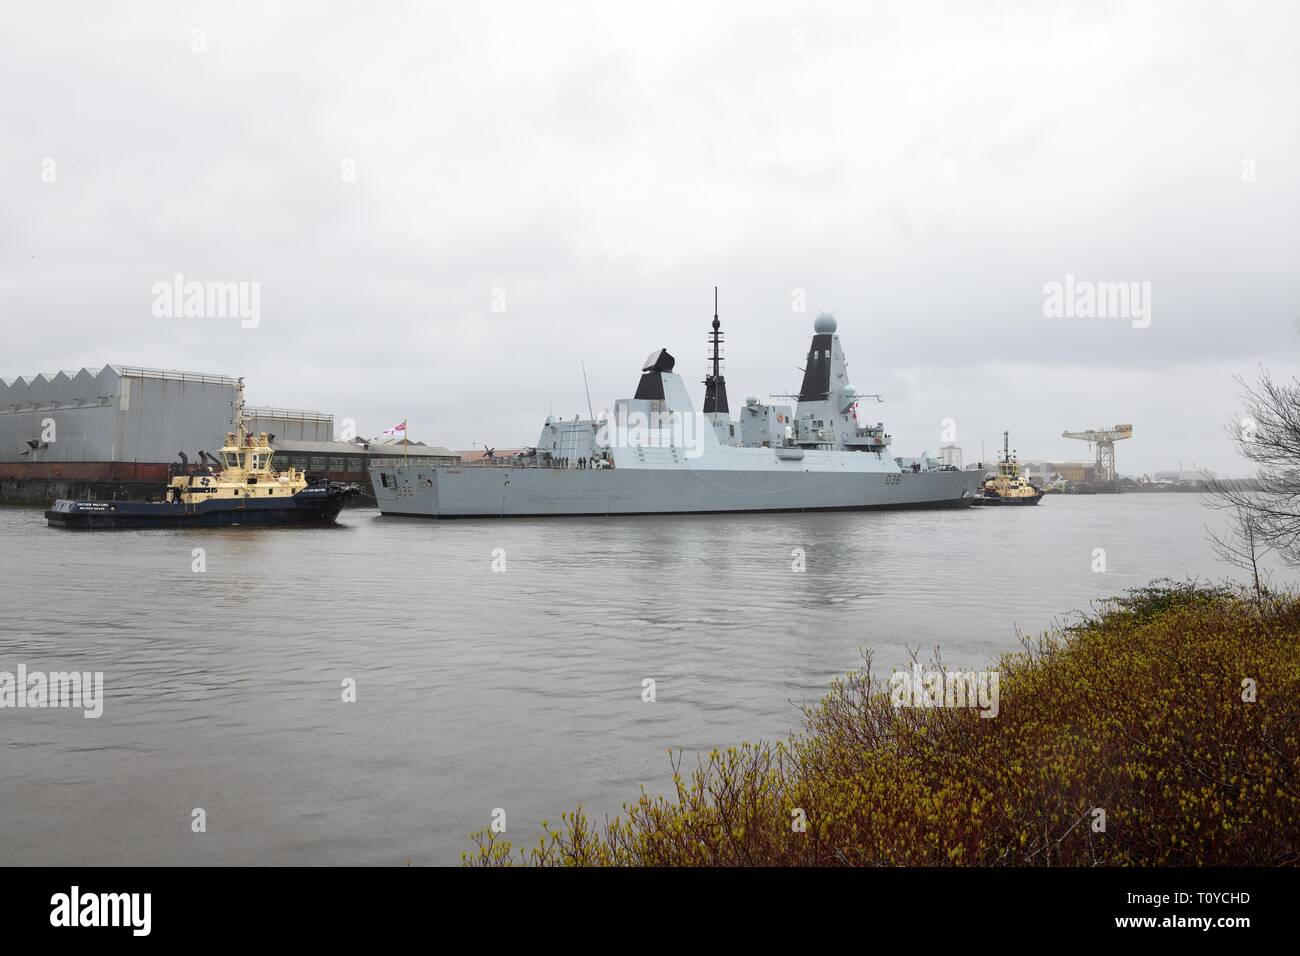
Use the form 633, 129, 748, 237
634, 348, 676, 401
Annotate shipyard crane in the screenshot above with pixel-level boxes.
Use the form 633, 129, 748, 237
1061, 424, 1133, 484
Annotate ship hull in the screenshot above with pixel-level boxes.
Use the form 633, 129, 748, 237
45, 485, 357, 529
971, 493, 1044, 506
370, 464, 983, 518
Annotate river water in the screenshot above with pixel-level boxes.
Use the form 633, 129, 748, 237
0, 494, 1274, 865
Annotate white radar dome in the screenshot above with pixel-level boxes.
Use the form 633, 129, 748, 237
814, 313, 837, 334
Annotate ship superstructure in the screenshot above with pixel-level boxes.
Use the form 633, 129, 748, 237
160, 381, 312, 506
370, 303, 984, 517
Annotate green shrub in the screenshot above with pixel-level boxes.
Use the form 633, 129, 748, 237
466, 582, 1300, 866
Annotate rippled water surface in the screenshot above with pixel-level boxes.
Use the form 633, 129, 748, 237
0, 494, 1263, 864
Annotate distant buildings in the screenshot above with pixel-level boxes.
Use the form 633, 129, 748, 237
269, 437, 458, 481
0, 364, 456, 492
1046, 461, 1096, 484
1150, 470, 1204, 485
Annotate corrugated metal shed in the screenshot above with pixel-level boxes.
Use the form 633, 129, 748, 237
248, 406, 334, 443
1, 363, 453, 473
0, 364, 341, 465
0, 365, 238, 464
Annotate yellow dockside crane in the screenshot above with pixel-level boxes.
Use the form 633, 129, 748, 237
1061, 424, 1133, 484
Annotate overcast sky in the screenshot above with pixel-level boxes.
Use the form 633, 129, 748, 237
3, 1, 1298, 474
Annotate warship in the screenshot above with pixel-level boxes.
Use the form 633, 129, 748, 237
971, 432, 1044, 506
46, 381, 358, 529
371, 298, 984, 518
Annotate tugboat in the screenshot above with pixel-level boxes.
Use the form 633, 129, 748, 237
971, 432, 1044, 506
45, 380, 358, 529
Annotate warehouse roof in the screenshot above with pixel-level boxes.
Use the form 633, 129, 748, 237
0, 366, 342, 397
108, 365, 241, 386
2, 364, 241, 390
248, 405, 334, 423
270, 438, 459, 459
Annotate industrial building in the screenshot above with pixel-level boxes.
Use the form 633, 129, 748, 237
2, 365, 241, 475
270, 438, 459, 481
1150, 470, 1205, 486
1049, 461, 1096, 485
1014, 459, 1094, 483
0, 364, 456, 503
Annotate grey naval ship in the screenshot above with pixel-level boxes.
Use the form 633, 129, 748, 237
370, 302, 984, 518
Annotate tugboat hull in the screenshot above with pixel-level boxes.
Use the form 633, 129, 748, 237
45, 485, 357, 529
971, 493, 1044, 506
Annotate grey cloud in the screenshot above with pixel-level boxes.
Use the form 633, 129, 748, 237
2, 1, 1297, 474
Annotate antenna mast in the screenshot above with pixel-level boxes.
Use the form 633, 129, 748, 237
581, 361, 595, 421
712, 287, 721, 381
703, 286, 729, 415
234, 377, 247, 443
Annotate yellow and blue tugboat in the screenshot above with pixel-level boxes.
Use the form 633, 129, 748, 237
46, 380, 358, 529
971, 431, 1044, 506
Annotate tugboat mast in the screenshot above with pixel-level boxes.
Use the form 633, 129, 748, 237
234, 377, 248, 445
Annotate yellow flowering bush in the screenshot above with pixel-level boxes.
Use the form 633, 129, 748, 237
465, 582, 1300, 866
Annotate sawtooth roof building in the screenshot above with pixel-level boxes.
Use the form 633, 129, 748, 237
0, 364, 456, 487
